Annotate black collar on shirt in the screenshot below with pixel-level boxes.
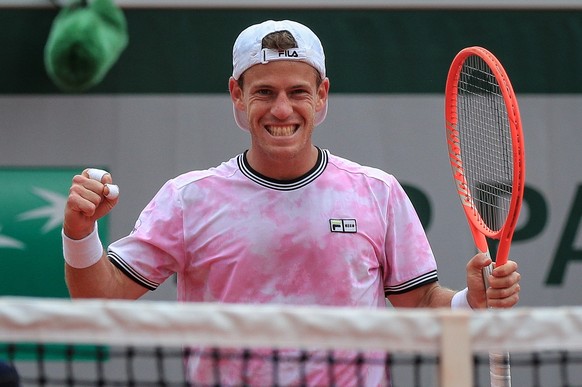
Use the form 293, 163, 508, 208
238, 147, 328, 191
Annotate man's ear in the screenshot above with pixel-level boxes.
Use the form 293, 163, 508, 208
316, 77, 330, 112
229, 77, 245, 111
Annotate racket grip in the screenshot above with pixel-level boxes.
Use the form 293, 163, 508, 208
482, 262, 494, 290
489, 352, 511, 387
484, 265, 512, 387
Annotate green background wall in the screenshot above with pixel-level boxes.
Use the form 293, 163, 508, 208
1, 9, 580, 94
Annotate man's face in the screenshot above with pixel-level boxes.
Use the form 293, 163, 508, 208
230, 60, 329, 174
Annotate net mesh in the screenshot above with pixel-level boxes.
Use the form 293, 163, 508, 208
456, 54, 514, 233
1, 297, 582, 387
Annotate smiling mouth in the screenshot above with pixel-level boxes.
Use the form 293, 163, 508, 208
266, 125, 298, 137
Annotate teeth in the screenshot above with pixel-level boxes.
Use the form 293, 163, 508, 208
267, 125, 296, 136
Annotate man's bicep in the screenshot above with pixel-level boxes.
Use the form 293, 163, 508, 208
387, 282, 443, 308
113, 266, 150, 299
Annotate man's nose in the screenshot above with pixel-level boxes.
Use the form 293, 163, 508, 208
271, 92, 293, 119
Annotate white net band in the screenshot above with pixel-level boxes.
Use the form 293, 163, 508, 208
1, 297, 582, 386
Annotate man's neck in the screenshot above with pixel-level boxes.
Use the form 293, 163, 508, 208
245, 145, 319, 181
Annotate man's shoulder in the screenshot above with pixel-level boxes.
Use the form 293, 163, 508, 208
325, 151, 396, 183
171, 154, 242, 189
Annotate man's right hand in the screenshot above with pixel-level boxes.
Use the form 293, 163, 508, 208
63, 168, 119, 240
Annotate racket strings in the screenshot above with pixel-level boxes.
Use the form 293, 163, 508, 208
457, 55, 514, 233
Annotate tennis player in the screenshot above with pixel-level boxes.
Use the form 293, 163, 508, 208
63, 19, 521, 385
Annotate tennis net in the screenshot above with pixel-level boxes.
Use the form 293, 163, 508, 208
0, 297, 581, 386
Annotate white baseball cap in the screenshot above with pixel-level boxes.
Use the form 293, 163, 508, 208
231, 20, 328, 131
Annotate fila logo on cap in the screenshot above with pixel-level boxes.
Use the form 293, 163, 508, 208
278, 49, 299, 58
329, 219, 357, 233
260, 48, 306, 64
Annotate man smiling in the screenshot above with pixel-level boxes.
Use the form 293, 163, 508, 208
63, 20, 521, 385
229, 22, 329, 180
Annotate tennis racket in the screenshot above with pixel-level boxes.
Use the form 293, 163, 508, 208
444, 46, 525, 387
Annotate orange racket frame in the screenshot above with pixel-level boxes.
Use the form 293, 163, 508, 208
445, 46, 526, 267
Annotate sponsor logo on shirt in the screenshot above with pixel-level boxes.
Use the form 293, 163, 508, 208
329, 219, 357, 233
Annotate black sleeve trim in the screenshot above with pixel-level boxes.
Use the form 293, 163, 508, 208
108, 251, 159, 291
384, 270, 439, 296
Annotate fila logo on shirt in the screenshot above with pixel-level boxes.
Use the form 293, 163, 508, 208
329, 219, 357, 233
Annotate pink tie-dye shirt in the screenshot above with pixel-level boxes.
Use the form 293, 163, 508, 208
108, 148, 438, 385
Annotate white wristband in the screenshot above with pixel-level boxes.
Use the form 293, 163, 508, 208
62, 223, 104, 269
451, 287, 471, 309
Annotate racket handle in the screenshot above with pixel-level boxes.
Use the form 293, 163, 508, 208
483, 264, 512, 387
489, 352, 511, 387
482, 262, 494, 290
